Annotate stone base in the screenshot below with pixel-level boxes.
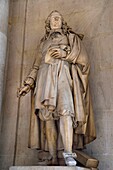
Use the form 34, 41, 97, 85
9, 166, 98, 170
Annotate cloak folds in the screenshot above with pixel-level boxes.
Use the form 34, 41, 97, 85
27, 33, 96, 150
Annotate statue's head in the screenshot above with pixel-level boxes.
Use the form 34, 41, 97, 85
49, 11, 62, 30
41, 10, 84, 42
44, 10, 71, 37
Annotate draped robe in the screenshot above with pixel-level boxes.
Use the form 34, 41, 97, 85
25, 32, 96, 150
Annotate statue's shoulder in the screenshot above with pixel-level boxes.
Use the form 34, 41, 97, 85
68, 31, 84, 41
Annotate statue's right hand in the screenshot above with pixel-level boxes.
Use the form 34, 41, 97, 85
17, 85, 31, 98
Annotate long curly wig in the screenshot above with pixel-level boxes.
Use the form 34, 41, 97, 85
41, 10, 84, 42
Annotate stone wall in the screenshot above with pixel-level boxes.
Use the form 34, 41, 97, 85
0, 0, 113, 170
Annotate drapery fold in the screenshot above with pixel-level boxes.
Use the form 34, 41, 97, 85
27, 33, 96, 150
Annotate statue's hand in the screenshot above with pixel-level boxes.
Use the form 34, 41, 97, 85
17, 85, 31, 98
49, 46, 66, 59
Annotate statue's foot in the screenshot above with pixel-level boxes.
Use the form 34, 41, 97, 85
37, 159, 58, 166
63, 152, 77, 166
51, 157, 58, 165
65, 156, 77, 166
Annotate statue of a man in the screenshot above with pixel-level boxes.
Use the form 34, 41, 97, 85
18, 10, 96, 166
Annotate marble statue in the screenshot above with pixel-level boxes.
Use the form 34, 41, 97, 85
17, 10, 96, 166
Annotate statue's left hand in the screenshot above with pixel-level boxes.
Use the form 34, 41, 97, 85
49, 46, 66, 59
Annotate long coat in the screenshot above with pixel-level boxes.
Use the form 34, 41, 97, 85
25, 32, 96, 150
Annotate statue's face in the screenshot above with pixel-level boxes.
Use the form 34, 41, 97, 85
50, 12, 62, 30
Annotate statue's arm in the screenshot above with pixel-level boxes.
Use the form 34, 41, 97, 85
62, 34, 89, 69
60, 34, 80, 64
24, 61, 39, 88
17, 45, 41, 97
17, 60, 39, 98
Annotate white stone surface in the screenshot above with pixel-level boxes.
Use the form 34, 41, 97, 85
0, 0, 9, 123
0, 0, 9, 35
9, 166, 90, 170
0, 32, 7, 113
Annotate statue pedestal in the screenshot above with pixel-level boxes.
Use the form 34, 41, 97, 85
9, 166, 98, 170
